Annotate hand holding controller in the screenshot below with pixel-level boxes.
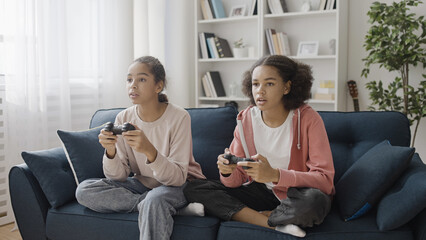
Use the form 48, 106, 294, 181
223, 153, 255, 169
103, 122, 136, 135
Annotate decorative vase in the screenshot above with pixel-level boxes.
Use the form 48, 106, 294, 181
233, 48, 248, 58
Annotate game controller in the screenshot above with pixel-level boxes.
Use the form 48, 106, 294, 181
223, 153, 255, 169
103, 122, 136, 135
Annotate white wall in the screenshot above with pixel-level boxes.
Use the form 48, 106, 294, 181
347, 0, 425, 160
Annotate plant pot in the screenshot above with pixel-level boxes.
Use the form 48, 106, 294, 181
233, 48, 248, 58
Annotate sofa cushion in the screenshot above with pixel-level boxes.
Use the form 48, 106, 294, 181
335, 140, 414, 221
21, 148, 76, 208
318, 111, 411, 183
376, 153, 426, 230
46, 201, 220, 240
217, 205, 413, 240
57, 127, 105, 184
186, 107, 238, 180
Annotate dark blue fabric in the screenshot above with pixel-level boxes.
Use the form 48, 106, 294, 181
318, 111, 411, 183
89, 108, 125, 128
9, 164, 50, 240
186, 107, 238, 180
217, 205, 414, 240
21, 148, 76, 208
57, 126, 105, 184
376, 153, 426, 231
46, 201, 219, 240
335, 140, 414, 221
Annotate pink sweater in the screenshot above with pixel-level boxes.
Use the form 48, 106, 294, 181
103, 103, 205, 188
220, 104, 335, 200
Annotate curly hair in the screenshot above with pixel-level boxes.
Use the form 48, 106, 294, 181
133, 56, 168, 103
242, 55, 313, 110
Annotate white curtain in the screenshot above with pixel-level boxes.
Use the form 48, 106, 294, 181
133, 0, 195, 108
3, 0, 134, 166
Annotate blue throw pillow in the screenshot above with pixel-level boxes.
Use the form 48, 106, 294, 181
335, 140, 414, 221
21, 147, 77, 208
57, 126, 105, 184
376, 153, 426, 230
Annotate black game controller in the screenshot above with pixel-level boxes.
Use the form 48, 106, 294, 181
103, 122, 136, 135
223, 153, 255, 169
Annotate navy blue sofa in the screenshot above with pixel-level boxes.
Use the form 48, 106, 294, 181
9, 106, 426, 240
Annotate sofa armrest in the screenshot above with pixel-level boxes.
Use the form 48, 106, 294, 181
411, 207, 426, 240
9, 163, 50, 240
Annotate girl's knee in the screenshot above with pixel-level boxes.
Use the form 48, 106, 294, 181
75, 179, 105, 206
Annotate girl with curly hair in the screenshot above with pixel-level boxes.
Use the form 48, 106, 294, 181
184, 55, 335, 238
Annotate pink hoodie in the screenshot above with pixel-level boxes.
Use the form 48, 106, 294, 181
220, 104, 335, 200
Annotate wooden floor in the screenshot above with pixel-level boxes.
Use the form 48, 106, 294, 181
0, 223, 22, 240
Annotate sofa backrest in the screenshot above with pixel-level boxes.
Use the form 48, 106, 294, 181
318, 111, 411, 183
90, 108, 411, 184
90, 106, 238, 180
90, 108, 125, 128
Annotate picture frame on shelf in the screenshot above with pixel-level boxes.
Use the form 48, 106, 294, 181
230, 5, 246, 17
297, 41, 319, 57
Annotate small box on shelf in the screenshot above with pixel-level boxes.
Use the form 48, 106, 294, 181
319, 80, 335, 88
314, 92, 335, 100
314, 80, 335, 100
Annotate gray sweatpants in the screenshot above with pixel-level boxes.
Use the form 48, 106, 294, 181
75, 178, 188, 240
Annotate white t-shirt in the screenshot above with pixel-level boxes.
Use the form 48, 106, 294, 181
251, 107, 293, 190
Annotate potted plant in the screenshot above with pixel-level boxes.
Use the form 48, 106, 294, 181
233, 38, 248, 58
362, 0, 426, 147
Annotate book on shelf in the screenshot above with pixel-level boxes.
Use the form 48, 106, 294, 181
326, 0, 336, 10
206, 72, 217, 97
277, 33, 285, 55
265, 28, 291, 56
200, 0, 214, 19
199, 32, 216, 59
267, 0, 275, 14
319, 0, 327, 10
201, 73, 215, 97
214, 37, 233, 58
210, 0, 226, 18
265, 29, 274, 55
279, 0, 288, 12
207, 71, 226, 97
249, 0, 258, 16
268, 0, 285, 14
271, 29, 282, 55
201, 74, 212, 97
199, 33, 209, 59
207, 37, 219, 58
207, 0, 216, 18
279, 32, 291, 56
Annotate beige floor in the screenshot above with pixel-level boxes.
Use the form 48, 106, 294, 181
0, 223, 22, 240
